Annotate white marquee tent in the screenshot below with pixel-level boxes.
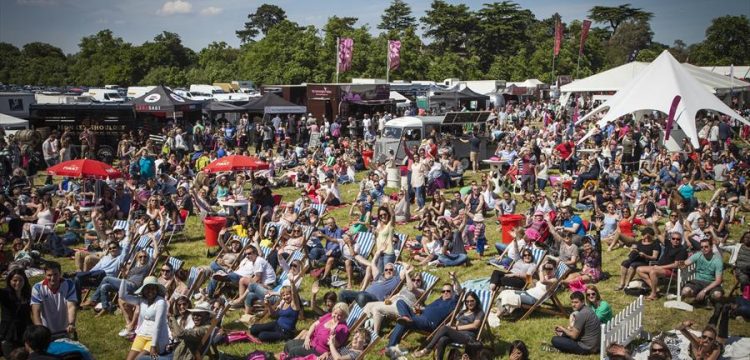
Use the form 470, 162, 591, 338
576, 50, 749, 147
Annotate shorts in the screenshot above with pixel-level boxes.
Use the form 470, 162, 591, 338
662, 268, 674, 278
470, 151, 478, 162
131, 335, 153, 352
685, 280, 723, 295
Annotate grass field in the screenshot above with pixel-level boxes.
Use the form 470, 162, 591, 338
31, 169, 750, 360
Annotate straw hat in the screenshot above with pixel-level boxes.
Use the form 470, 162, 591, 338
187, 302, 215, 317
134, 276, 167, 297
473, 213, 485, 223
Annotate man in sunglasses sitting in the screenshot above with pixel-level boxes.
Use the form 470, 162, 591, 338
338, 256, 400, 308
678, 238, 724, 304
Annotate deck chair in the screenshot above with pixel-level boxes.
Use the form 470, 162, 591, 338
164, 208, 190, 245
443, 289, 496, 351
354, 330, 380, 360
356, 232, 376, 259
185, 266, 207, 298
415, 271, 440, 304
517, 262, 572, 321
394, 233, 408, 261
347, 303, 367, 331
423, 289, 495, 344
195, 301, 228, 360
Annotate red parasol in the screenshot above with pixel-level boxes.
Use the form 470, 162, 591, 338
202, 155, 270, 173
46, 159, 122, 179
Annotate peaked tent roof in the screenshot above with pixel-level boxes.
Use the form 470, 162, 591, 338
0, 113, 29, 129
241, 92, 306, 114
577, 50, 749, 147
203, 100, 246, 114
133, 85, 202, 113
561, 60, 750, 94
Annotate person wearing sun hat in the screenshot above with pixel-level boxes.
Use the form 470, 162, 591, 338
137, 302, 215, 360
119, 276, 169, 360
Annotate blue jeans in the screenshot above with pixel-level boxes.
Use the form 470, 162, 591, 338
74, 270, 106, 303
437, 253, 468, 267
414, 186, 425, 209
537, 178, 548, 190
244, 283, 270, 307
476, 237, 486, 256
137, 353, 173, 360
551, 336, 594, 354
339, 290, 378, 308
209, 261, 223, 273
92, 276, 134, 311
388, 299, 435, 347
207, 272, 241, 298
376, 253, 397, 274
495, 243, 507, 254
308, 247, 326, 263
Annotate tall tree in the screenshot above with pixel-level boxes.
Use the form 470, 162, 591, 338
588, 3, 653, 34
135, 31, 197, 81
0, 43, 21, 84
688, 15, 750, 66
473, 1, 536, 70
69, 29, 135, 86
379, 0, 416, 32
421, 0, 477, 54
15, 42, 68, 86
604, 19, 653, 67
236, 4, 287, 44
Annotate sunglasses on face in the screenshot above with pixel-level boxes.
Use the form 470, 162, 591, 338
442, 289, 452, 293
384, 268, 394, 272
651, 347, 666, 353
701, 335, 715, 341
586, 292, 597, 297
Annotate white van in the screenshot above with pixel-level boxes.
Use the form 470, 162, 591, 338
126, 86, 156, 100
83, 88, 125, 103
173, 89, 212, 101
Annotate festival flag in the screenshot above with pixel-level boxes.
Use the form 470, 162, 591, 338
572, 100, 580, 123
579, 20, 592, 55
388, 40, 401, 71
664, 95, 682, 141
554, 19, 563, 57
337, 38, 354, 73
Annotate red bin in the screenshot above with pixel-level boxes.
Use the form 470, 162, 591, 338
203, 216, 227, 247
362, 150, 373, 168
562, 180, 573, 193
499, 214, 525, 244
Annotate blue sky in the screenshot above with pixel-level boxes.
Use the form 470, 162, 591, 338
1, 0, 748, 54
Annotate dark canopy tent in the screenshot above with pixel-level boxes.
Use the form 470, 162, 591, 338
133, 85, 202, 114
202, 100, 246, 114
241, 92, 306, 114
430, 87, 490, 101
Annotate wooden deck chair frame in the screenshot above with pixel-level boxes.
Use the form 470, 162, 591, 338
164, 207, 191, 246
195, 300, 228, 360
394, 233, 408, 261
355, 330, 380, 360
346, 303, 367, 330
517, 262, 572, 321
444, 289, 497, 351
414, 271, 440, 305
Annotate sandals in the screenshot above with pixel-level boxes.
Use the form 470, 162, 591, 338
413, 349, 429, 358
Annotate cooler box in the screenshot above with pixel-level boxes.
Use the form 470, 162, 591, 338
203, 216, 227, 247
499, 214, 525, 244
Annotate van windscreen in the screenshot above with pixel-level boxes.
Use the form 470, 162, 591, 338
382, 126, 402, 139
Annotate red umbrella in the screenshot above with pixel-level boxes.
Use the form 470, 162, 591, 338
47, 159, 122, 179
203, 155, 270, 173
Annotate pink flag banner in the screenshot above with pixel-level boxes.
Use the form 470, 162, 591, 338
388, 40, 401, 71
572, 101, 580, 123
554, 20, 563, 57
338, 38, 354, 73
665, 95, 682, 141
579, 20, 592, 55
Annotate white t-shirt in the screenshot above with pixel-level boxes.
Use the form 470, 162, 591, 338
31, 279, 78, 335
252, 256, 277, 286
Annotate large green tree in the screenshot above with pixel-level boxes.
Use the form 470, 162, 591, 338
236, 4, 287, 44
588, 3, 653, 34
378, 0, 416, 32
134, 31, 197, 82
0, 42, 22, 84
15, 42, 69, 86
473, 1, 536, 70
68, 30, 136, 86
688, 15, 750, 66
604, 19, 653, 67
421, 0, 477, 54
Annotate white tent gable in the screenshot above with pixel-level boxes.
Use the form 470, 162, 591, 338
0, 113, 29, 129
577, 50, 748, 147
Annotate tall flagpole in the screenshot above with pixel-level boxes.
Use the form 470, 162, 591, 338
335, 37, 340, 83
386, 41, 390, 83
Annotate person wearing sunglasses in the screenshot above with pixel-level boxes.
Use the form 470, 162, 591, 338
73, 240, 129, 306
678, 238, 724, 304
647, 338, 672, 360
583, 285, 612, 324
88, 248, 155, 317
413, 290, 484, 359
677, 320, 721, 360
338, 258, 399, 308
636, 231, 688, 300
386, 273, 461, 358
489, 249, 537, 291
496, 259, 559, 317
361, 264, 425, 335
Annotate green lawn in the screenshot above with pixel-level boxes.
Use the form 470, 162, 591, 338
36, 170, 750, 360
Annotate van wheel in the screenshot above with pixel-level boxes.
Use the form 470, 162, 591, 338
96, 146, 114, 164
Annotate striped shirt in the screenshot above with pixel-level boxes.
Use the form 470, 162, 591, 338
31, 279, 77, 335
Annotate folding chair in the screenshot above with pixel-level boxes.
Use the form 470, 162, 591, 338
164, 208, 190, 245
185, 266, 207, 298
355, 232, 376, 259
423, 289, 496, 345
195, 301, 228, 360
517, 262, 572, 321
444, 289, 496, 350
347, 303, 366, 330
311, 203, 327, 216
394, 233, 408, 261
415, 271, 440, 304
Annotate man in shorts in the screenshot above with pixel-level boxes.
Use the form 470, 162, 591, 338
680, 238, 723, 303
636, 232, 688, 300
460, 130, 481, 173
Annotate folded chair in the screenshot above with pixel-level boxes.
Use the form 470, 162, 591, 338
517, 262, 572, 321
443, 288, 497, 351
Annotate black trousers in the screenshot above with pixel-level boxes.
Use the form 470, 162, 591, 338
424, 326, 475, 360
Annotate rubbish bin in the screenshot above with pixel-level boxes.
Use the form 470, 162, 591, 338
386, 167, 400, 188
362, 150, 373, 168
499, 214, 525, 244
203, 216, 227, 247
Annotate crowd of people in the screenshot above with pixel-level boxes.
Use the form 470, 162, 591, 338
0, 98, 749, 360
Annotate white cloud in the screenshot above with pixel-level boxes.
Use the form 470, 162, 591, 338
157, 0, 192, 16
200, 6, 223, 16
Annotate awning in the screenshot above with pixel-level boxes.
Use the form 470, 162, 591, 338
348, 99, 397, 105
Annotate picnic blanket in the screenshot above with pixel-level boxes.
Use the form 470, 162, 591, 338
632, 330, 750, 360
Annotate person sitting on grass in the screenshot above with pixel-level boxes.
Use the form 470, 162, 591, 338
247, 284, 301, 344
678, 238, 724, 304
583, 285, 612, 324
545, 291, 601, 355
636, 231, 688, 300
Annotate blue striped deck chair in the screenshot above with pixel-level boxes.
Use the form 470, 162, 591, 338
311, 203, 326, 216
186, 267, 206, 297
264, 222, 288, 239
166, 257, 185, 271
113, 220, 131, 234
416, 271, 440, 303
444, 289, 495, 348
260, 245, 272, 259
273, 271, 290, 293
518, 262, 572, 321
135, 235, 153, 250
355, 232, 376, 259
530, 247, 547, 267
301, 225, 316, 241
356, 331, 380, 360
394, 233, 408, 260
289, 249, 305, 263
233, 235, 251, 248
347, 303, 365, 329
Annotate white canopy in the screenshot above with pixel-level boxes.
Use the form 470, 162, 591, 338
577, 50, 749, 147
389, 91, 411, 108
562, 60, 750, 94
0, 113, 29, 129
507, 79, 545, 88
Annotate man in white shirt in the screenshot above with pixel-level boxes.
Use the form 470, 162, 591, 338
236, 245, 277, 308
42, 133, 59, 167
272, 115, 282, 131
362, 114, 372, 133
31, 262, 78, 339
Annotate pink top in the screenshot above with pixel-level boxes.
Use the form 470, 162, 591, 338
311, 313, 349, 354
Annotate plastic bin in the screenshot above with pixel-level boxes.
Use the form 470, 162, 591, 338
203, 216, 227, 247
499, 214, 525, 244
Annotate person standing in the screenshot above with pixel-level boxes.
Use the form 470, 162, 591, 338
459, 130, 481, 173
30, 262, 78, 340
42, 133, 59, 167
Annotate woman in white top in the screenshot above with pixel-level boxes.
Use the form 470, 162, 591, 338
535, 154, 550, 190
22, 197, 54, 240
119, 276, 169, 360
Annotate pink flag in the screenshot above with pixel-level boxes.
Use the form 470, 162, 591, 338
337, 38, 354, 73
665, 95, 682, 141
572, 100, 580, 123
554, 20, 563, 57
388, 40, 401, 71
579, 20, 591, 55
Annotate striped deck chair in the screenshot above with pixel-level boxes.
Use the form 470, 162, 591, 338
167, 257, 185, 272
164, 208, 190, 245
355, 330, 380, 360
393, 233, 408, 261
300, 224, 316, 241
517, 262, 572, 321
530, 246, 547, 267
347, 303, 366, 330
311, 203, 327, 216
260, 245, 272, 259
416, 271, 440, 304
135, 235, 153, 251
185, 267, 207, 298
113, 220, 132, 235
356, 232, 376, 259
443, 289, 496, 350
423, 289, 495, 343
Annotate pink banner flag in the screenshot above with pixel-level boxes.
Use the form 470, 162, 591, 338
388, 40, 401, 71
337, 38, 354, 73
572, 100, 580, 123
554, 20, 563, 57
579, 20, 591, 55
665, 95, 682, 141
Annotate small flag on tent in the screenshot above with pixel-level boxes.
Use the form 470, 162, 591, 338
554, 20, 563, 57
579, 20, 591, 55
664, 95, 682, 141
388, 40, 401, 71
337, 38, 354, 73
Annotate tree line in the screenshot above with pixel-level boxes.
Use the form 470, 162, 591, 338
1, 1, 748, 87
